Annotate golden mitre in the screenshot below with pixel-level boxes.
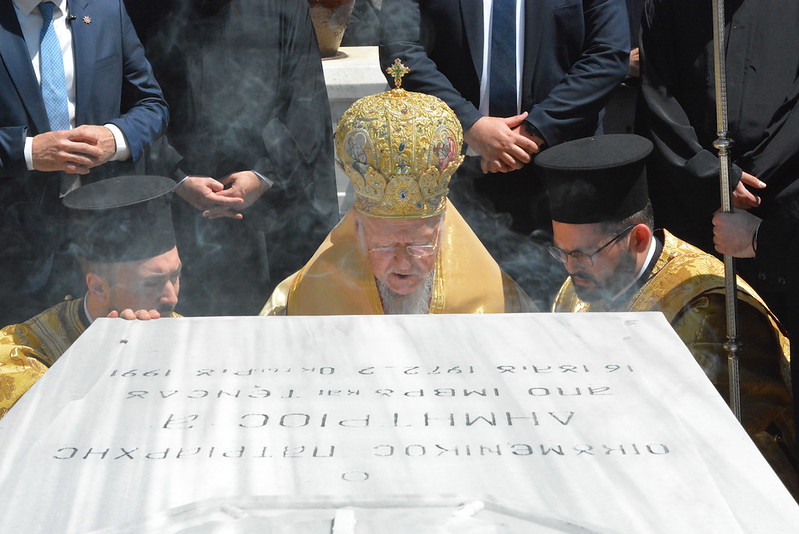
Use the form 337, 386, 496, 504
334, 59, 465, 218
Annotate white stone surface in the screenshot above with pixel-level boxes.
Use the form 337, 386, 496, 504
0, 313, 796, 533
322, 46, 388, 216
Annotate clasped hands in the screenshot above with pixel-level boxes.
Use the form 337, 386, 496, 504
175, 171, 270, 219
32, 124, 117, 175
464, 112, 544, 174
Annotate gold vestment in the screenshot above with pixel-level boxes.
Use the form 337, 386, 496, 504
553, 230, 792, 439
0, 298, 86, 418
261, 202, 535, 315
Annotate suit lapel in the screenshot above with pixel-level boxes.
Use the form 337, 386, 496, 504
0, 0, 50, 132
69, 0, 96, 125
522, 0, 544, 104
460, 0, 483, 82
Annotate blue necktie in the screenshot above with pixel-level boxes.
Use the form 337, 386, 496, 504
489, 0, 517, 117
39, 2, 80, 194
39, 2, 70, 132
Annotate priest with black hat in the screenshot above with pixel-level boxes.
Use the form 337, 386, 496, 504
536, 134, 795, 474
0, 175, 182, 418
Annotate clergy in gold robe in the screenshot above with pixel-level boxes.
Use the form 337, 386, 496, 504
0, 298, 85, 417
0, 176, 182, 418
261, 61, 534, 316
536, 134, 793, 467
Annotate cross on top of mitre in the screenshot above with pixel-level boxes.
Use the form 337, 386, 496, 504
386, 58, 410, 89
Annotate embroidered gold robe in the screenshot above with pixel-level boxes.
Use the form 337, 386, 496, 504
553, 230, 792, 438
0, 298, 86, 418
261, 202, 535, 315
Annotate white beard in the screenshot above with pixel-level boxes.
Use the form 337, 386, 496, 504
376, 273, 434, 314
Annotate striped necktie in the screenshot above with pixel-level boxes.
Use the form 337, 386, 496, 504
489, 0, 517, 117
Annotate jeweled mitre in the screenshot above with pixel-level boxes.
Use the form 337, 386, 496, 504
334, 61, 464, 218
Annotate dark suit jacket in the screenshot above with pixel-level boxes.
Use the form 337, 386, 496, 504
0, 0, 167, 308
380, 0, 630, 147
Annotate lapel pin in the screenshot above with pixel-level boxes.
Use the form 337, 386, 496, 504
82, 15, 91, 24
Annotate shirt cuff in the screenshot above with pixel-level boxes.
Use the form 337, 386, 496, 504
25, 137, 34, 171
172, 168, 189, 186
252, 170, 274, 189
104, 123, 131, 162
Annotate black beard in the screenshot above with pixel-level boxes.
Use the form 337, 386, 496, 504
572, 252, 638, 304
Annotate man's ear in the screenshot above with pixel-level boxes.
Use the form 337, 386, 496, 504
86, 272, 110, 304
630, 224, 652, 253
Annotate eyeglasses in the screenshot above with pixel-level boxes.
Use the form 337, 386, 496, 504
548, 225, 635, 268
367, 227, 441, 259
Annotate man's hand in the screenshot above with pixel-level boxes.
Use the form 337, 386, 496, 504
732, 172, 766, 209
465, 112, 540, 174
512, 121, 545, 151
202, 171, 270, 219
712, 210, 762, 258
106, 309, 162, 320
175, 176, 245, 214
628, 47, 640, 78
69, 124, 117, 166
32, 128, 105, 174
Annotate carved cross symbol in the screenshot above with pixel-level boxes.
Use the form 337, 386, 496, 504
386, 58, 410, 89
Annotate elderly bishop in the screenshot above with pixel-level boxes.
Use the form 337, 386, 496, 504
261, 62, 534, 315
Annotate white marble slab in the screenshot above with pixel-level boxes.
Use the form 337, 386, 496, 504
0, 313, 796, 533
323, 46, 388, 104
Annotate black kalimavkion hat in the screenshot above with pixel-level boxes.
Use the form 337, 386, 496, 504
63, 175, 176, 263
535, 134, 653, 224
